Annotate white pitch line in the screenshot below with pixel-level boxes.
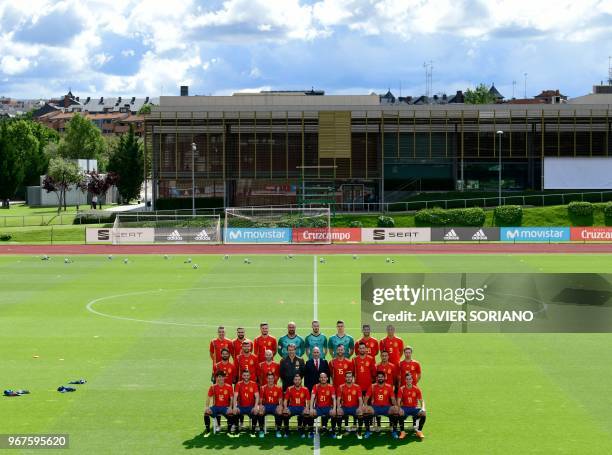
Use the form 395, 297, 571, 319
313, 255, 321, 455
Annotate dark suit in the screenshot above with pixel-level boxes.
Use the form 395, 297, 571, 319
304, 358, 330, 391
279, 355, 305, 390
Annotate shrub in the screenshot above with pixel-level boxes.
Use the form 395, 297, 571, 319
155, 197, 224, 210
0, 233, 12, 241
377, 215, 395, 227
414, 207, 485, 227
568, 201, 594, 226
605, 202, 612, 226
348, 220, 363, 228
493, 205, 523, 226
73, 211, 117, 225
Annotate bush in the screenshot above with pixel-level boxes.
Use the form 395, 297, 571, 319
377, 215, 395, 227
568, 201, 594, 226
605, 202, 612, 226
348, 220, 363, 228
0, 233, 12, 241
155, 197, 224, 210
414, 207, 485, 227
73, 211, 116, 225
493, 205, 523, 227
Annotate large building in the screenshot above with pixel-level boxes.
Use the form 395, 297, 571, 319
145, 91, 612, 208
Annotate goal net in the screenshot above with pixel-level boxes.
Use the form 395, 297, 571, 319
224, 207, 331, 244
111, 213, 221, 244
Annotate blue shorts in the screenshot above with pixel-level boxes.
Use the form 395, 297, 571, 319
372, 405, 391, 416
287, 406, 305, 416
401, 406, 422, 417
315, 406, 332, 416
237, 406, 254, 415
209, 406, 229, 416
341, 406, 358, 416
263, 404, 278, 415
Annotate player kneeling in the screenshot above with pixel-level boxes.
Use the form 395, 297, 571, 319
309, 372, 337, 438
335, 371, 366, 439
397, 372, 426, 440
257, 372, 284, 438
363, 371, 401, 439
230, 370, 260, 438
203, 371, 235, 437
282, 373, 312, 438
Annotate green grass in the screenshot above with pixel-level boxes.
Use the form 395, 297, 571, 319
0, 224, 94, 243
1, 254, 612, 454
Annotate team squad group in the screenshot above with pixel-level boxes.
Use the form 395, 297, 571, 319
204, 320, 427, 440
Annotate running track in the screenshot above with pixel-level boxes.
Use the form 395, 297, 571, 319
1, 243, 612, 255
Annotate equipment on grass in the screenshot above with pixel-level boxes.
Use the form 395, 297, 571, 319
68, 379, 87, 384
57, 386, 76, 393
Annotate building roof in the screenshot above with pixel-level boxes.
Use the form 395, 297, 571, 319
567, 93, 612, 105
489, 84, 504, 99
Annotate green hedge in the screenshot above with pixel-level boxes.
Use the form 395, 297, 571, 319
348, 220, 363, 228
605, 202, 612, 226
377, 216, 395, 227
493, 205, 523, 226
0, 233, 12, 241
414, 207, 485, 227
568, 201, 594, 226
73, 211, 117, 225
155, 198, 224, 210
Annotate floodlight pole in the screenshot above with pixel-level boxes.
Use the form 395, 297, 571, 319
496, 131, 503, 206
191, 143, 197, 215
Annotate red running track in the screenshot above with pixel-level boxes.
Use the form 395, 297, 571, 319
1, 243, 612, 255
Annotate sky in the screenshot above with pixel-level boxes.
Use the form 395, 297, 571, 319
0, 0, 611, 100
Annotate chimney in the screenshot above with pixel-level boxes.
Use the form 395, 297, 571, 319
131, 96, 136, 104
145, 96, 149, 103
180, 85, 189, 96
85, 96, 90, 104
99, 97, 104, 104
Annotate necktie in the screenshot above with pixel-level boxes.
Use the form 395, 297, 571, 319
315, 360, 319, 370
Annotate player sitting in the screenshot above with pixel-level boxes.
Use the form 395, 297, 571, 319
203, 371, 235, 437
231, 370, 260, 438
257, 372, 284, 438
335, 371, 365, 439
397, 372, 426, 440
282, 373, 312, 438
364, 371, 400, 439
309, 372, 336, 437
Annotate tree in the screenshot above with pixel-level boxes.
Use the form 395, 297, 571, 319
8, 120, 57, 187
57, 113, 105, 160
44, 157, 83, 213
464, 83, 497, 104
107, 125, 143, 203
85, 170, 118, 210
0, 122, 25, 208
137, 103, 152, 115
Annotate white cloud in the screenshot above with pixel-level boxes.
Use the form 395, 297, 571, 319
249, 67, 262, 78
121, 49, 135, 57
1, 55, 32, 75
93, 53, 113, 66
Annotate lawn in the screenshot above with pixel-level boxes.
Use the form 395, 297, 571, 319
1, 254, 612, 454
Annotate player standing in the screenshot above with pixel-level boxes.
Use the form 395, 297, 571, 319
278, 322, 306, 358
203, 371, 235, 437
213, 348, 237, 384
232, 327, 253, 360
282, 373, 312, 438
309, 372, 336, 437
235, 340, 259, 378
257, 372, 284, 438
231, 370, 260, 438
397, 372, 426, 440
353, 342, 377, 394
327, 320, 355, 358
253, 322, 277, 363
329, 344, 354, 392
209, 326, 233, 363
376, 351, 399, 388
258, 349, 280, 385
304, 320, 327, 359
357, 324, 379, 358
379, 324, 404, 366
398, 346, 422, 388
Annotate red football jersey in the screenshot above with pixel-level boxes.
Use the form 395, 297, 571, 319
284, 386, 310, 407
253, 335, 278, 362
209, 338, 233, 363
338, 383, 362, 408
213, 360, 237, 384
260, 384, 283, 406
376, 361, 399, 386
398, 386, 422, 408
379, 336, 404, 365
312, 383, 335, 407
207, 383, 233, 407
235, 353, 259, 378
353, 355, 377, 392
367, 383, 395, 406
232, 338, 253, 360
330, 357, 354, 389
399, 359, 422, 387
258, 361, 280, 385
234, 381, 259, 407
357, 337, 380, 358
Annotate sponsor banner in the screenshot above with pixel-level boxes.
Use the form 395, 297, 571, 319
361, 228, 431, 243
500, 227, 570, 242
570, 227, 612, 242
362, 273, 612, 333
431, 227, 500, 242
86, 228, 154, 243
154, 227, 219, 243
224, 228, 292, 244
292, 228, 362, 243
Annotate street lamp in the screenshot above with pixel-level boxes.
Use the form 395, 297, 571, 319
191, 142, 197, 215
496, 131, 503, 206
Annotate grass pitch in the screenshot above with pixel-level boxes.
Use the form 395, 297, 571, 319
1, 253, 612, 454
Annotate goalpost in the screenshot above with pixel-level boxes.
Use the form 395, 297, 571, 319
224, 207, 332, 244
111, 213, 221, 244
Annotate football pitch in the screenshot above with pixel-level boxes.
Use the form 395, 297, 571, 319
2, 253, 612, 454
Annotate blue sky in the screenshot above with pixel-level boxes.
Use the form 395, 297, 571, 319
1, 0, 611, 99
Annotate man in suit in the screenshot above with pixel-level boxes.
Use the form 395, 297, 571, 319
304, 346, 330, 391
279, 344, 305, 391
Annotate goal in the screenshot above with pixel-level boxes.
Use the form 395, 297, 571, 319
224, 207, 331, 244
111, 213, 221, 244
